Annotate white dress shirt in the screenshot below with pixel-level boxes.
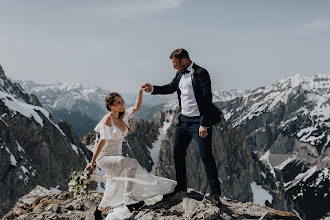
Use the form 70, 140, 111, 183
179, 62, 200, 117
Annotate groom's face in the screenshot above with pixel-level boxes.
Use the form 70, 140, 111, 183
171, 58, 186, 72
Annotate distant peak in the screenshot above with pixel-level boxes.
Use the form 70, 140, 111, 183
57, 81, 83, 91
288, 73, 308, 88
60, 81, 82, 87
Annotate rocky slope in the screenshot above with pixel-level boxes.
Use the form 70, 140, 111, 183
0, 65, 92, 217
155, 108, 300, 216
4, 185, 300, 220
218, 73, 330, 220
51, 108, 99, 138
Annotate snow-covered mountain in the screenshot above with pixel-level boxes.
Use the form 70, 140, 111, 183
0, 65, 92, 217
15, 79, 249, 135
134, 89, 249, 121
213, 89, 251, 102
16, 80, 171, 120
14, 80, 173, 136
15, 80, 113, 121
217, 73, 330, 220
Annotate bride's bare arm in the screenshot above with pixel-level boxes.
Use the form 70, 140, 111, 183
85, 139, 106, 172
131, 85, 144, 115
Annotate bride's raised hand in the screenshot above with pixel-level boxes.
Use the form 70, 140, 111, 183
141, 83, 152, 93
85, 162, 95, 173
140, 84, 145, 92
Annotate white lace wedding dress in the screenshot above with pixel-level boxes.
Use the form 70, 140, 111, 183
94, 107, 177, 207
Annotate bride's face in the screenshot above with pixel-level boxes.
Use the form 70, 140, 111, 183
111, 96, 125, 112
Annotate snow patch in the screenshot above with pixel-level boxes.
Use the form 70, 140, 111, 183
20, 166, 30, 174
50, 185, 61, 193
0, 91, 66, 136
259, 150, 276, 177
71, 144, 80, 156
150, 112, 174, 174
224, 110, 232, 121
250, 181, 273, 206
285, 166, 318, 190
275, 156, 297, 170
16, 141, 25, 153
5, 146, 17, 166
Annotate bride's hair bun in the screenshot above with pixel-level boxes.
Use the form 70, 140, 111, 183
105, 92, 125, 118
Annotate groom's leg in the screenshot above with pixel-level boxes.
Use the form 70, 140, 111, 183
189, 124, 221, 196
174, 115, 192, 191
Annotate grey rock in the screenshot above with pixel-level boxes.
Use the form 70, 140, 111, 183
218, 73, 330, 219
4, 186, 300, 220
155, 108, 295, 213
0, 67, 92, 217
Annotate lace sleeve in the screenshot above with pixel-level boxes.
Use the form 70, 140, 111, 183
94, 122, 114, 140
122, 107, 134, 122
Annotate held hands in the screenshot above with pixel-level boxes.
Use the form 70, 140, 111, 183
199, 126, 208, 138
85, 162, 95, 173
140, 84, 146, 92
141, 83, 152, 93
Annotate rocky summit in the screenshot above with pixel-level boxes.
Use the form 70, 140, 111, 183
4, 185, 299, 220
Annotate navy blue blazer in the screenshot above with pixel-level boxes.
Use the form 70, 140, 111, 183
152, 63, 213, 127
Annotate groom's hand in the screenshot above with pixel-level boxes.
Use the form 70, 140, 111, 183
199, 126, 208, 138
142, 83, 152, 93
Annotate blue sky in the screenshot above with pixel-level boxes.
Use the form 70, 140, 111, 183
1, 0, 330, 93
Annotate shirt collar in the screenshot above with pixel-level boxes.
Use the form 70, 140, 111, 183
186, 61, 194, 72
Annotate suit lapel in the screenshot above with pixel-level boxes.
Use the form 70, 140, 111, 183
191, 63, 200, 98
176, 71, 183, 90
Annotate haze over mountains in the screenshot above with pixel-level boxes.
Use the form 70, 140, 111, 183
14, 79, 251, 137
14, 80, 172, 137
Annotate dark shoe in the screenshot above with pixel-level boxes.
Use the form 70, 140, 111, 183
210, 193, 222, 207
126, 204, 134, 212
133, 201, 145, 210
162, 189, 187, 201
162, 185, 187, 201
162, 191, 177, 201
126, 201, 145, 212
94, 207, 102, 220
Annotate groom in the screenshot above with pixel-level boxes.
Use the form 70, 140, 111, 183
142, 48, 221, 205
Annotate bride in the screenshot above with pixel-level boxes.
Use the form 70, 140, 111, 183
85, 85, 176, 219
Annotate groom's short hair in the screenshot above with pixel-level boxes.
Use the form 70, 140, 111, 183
170, 48, 190, 60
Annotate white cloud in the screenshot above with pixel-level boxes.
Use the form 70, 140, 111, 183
299, 19, 330, 33
282, 19, 330, 38
85, 0, 183, 19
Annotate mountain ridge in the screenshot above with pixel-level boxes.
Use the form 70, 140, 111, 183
0, 65, 92, 217
218, 72, 330, 219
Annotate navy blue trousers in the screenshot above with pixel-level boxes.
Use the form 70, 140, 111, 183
174, 114, 221, 196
